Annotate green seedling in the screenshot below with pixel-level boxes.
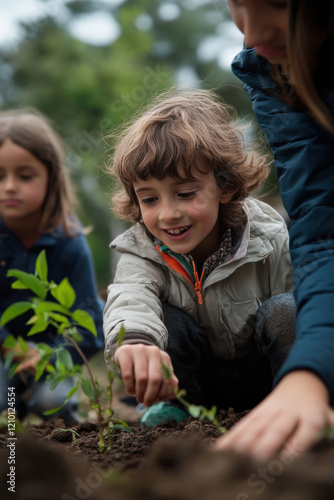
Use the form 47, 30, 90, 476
0, 250, 132, 452
57, 427, 80, 446
162, 363, 227, 434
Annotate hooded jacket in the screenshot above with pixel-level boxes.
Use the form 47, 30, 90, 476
104, 197, 292, 368
232, 47, 334, 402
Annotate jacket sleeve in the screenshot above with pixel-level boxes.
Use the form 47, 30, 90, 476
269, 226, 294, 297
103, 253, 168, 368
232, 48, 334, 402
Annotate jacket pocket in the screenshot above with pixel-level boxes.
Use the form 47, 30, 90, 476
219, 297, 262, 356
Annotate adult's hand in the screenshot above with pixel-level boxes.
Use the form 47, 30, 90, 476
214, 370, 334, 460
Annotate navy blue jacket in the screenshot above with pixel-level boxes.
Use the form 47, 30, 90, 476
0, 220, 105, 365
232, 47, 334, 402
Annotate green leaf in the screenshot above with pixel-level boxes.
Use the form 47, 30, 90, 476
35, 357, 50, 381
110, 424, 133, 433
95, 379, 101, 398
11, 280, 29, 289
8, 363, 20, 379
7, 269, 47, 299
35, 301, 71, 316
4, 351, 15, 370
17, 336, 28, 354
188, 405, 202, 419
2, 335, 17, 348
27, 318, 49, 336
50, 278, 76, 308
72, 309, 97, 336
43, 403, 66, 416
66, 385, 79, 400
55, 348, 74, 373
35, 250, 48, 281
206, 406, 217, 421
71, 331, 83, 344
26, 315, 38, 325
48, 312, 71, 326
161, 362, 173, 380
80, 377, 96, 401
117, 325, 126, 346
0, 302, 32, 326
36, 342, 54, 357
110, 419, 133, 433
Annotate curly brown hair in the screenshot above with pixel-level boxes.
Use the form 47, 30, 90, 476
108, 89, 270, 228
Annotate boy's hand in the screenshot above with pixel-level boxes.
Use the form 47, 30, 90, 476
114, 343, 179, 407
214, 370, 334, 460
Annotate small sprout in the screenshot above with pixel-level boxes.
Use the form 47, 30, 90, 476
58, 427, 80, 446
161, 363, 173, 380
161, 363, 227, 434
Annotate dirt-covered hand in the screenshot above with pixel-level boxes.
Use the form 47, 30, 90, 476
213, 370, 334, 460
114, 343, 179, 407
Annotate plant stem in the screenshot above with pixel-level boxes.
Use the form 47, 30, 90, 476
67, 335, 103, 426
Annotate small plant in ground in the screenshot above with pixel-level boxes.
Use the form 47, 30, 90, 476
57, 427, 80, 446
0, 250, 132, 452
162, 363, 227, 434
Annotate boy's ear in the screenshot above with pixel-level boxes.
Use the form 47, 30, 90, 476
219, 191, 234, 205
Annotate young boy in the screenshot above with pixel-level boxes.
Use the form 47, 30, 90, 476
104, 89, 294, 426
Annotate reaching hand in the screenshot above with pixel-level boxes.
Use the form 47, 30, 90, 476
114, 343, 179, 407
2, 342, 41, 376
214, 370, 334, 460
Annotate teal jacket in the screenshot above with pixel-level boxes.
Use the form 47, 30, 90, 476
232, 47, 334, 402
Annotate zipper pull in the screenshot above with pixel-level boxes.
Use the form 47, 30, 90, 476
192, 261, 204, 305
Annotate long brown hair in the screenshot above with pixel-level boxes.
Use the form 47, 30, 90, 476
276, 0, 334, 134
0, 108, 79, 235
108, 89, 269, 228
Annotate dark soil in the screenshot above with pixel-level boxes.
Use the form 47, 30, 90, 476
1, 407, 334, 500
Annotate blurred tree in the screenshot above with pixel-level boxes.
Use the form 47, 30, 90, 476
0, 0, 275, 288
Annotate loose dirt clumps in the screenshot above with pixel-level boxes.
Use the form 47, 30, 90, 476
1, 409, 334, 500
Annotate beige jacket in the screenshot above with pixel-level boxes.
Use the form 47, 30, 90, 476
104, 198, 293, 368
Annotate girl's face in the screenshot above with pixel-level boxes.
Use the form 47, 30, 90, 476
134, 169, 232, 262
227, 0, 289, 64
0, 139, 48, 231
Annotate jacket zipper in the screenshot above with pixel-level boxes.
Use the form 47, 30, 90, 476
191, 260, 204, 305
156, 245, 204, 304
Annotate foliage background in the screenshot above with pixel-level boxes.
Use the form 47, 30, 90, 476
0, 0, 280, 296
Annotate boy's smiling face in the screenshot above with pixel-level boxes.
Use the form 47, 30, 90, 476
134, 168, 232, 262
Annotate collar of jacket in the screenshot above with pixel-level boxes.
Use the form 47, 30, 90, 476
0, 220, 66, 248
155, 244, 205, 304
111, 198, 279, 280
231, 46, 278, 91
